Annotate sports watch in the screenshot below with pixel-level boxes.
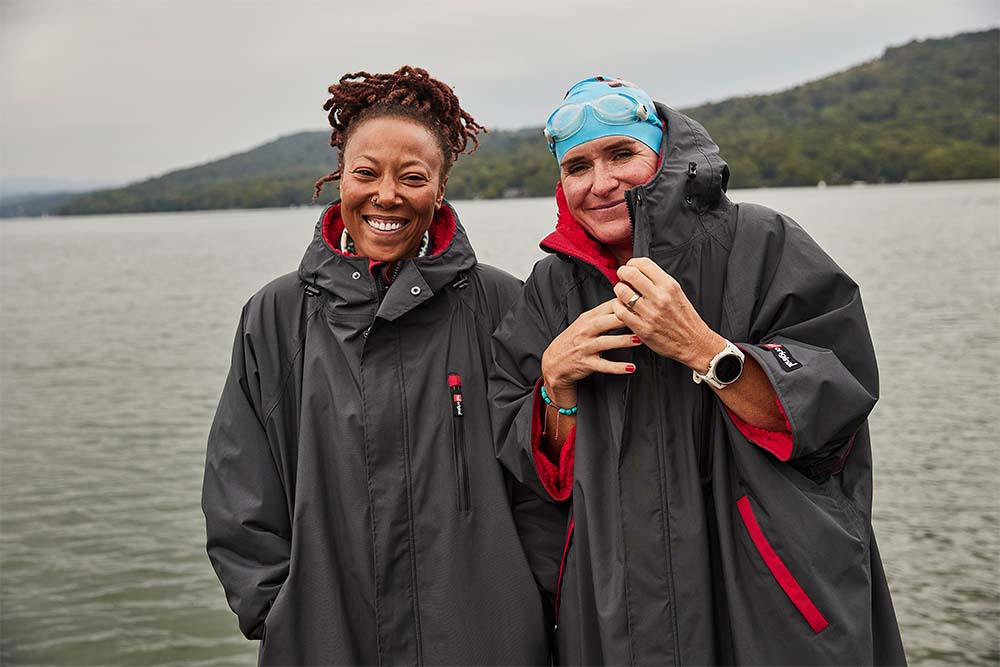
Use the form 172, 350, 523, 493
692, 340, 745, 390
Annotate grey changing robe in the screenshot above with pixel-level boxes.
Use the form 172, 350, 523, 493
491, 105, 906, 665
203, 203, 555, 666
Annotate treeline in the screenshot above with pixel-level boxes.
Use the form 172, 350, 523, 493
10, 28, 997, 217
688, 28, 999, 187
49, 133, 341, 216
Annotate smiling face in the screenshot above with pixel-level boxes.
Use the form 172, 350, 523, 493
339, 115, 447, 263
559, 136, 658, 263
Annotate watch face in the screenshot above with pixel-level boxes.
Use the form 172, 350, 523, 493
715, 354, 743, 384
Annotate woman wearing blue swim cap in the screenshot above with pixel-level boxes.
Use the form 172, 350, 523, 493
491, 76, 905, 665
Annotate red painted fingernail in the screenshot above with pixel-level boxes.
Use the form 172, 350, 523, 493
626, 364, 636, 373
631, 336, 642, 344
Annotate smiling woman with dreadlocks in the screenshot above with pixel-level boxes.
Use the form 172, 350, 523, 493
202, 67, 559, 666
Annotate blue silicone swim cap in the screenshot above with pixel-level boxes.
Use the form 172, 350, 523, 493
545, 76, 663, 164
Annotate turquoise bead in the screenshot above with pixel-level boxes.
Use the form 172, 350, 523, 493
541, 385, 578, 415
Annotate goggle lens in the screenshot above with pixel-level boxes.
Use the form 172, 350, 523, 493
545, 94, 655, 147
548, 104, 587, 142
592, 94, 636, 123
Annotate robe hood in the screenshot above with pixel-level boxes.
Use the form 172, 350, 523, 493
540, 103, 731, 281
297, 200, 477, 322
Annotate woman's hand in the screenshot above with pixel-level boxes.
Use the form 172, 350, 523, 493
613, 257, 788, 432
540, 298, 641, 406
612, 257, 724, 371
539, 298, 641, 456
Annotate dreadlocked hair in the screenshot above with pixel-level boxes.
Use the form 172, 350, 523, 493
313, 66, 485, 202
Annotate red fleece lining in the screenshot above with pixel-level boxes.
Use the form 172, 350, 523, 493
320, 203, 458, 272
539, 184, 622, 285
725, 396, 794, 461
723, 345, 794, 460
529, 380, 575, 502
736, 496, 829, 633
538, 148, 661, 284
554, 517, 575, 620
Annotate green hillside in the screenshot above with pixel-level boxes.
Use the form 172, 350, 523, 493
0, 191, 79, 217
50, 133, 340, 215
36, 28, 1000, 216
686, 28, 999, 187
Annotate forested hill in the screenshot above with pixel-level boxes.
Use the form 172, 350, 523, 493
684, 28, 998, 186
10, 28, 997, 217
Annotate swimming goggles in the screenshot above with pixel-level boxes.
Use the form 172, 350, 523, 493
544, 93, 661, 152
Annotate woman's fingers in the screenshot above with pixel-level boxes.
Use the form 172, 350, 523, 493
615, 263, 658, 300
610, 269, 715, 367
583, 298, 617, 317
624, 256, 665, 282
543, 299, 640, 385
588, 357, 637, 375
594, 333, 642, 352
576, 299, 628, 335
611, 298, 644, 332
586, 312, 628, 335
612, 281, 645, 315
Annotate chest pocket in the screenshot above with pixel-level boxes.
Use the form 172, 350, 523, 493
447, 371, 472, 512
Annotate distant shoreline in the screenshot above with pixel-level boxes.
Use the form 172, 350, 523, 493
4, 178, 997, 222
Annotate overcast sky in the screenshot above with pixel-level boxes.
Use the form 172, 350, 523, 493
0, 0, 996, 192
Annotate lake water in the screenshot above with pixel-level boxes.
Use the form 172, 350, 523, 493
1, 180, 998, 666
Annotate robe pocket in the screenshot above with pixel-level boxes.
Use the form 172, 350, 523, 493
451, 415, 471, 512
736, 495, 830, 633
447, 372, 471, 512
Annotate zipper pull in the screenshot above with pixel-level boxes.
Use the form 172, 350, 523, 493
448, 373, 464, 417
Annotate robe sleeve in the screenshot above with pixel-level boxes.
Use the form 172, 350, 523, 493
725, 205, 879, 464
491, 263, 576, 502
510, 474, 571, 621
202, 307, 292, 640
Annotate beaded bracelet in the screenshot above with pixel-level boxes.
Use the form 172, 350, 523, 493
540, 385, 578, 415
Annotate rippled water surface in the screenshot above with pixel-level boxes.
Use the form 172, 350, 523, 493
1, 181, 998, 665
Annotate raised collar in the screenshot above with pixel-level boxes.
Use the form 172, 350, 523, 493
539, 104, 732, 279
297, 200, 476, 322
539, 183, 621, 285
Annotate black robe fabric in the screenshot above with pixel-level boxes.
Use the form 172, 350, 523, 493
491, 104, 907, 666
203, 203, 559, 666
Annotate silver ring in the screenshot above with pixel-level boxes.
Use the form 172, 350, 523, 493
371, 195, 379, 207
625, 292, 642, 312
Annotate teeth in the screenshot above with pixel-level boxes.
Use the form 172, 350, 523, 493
366, 217, 405, 232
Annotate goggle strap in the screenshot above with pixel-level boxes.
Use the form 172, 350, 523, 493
543, 128, 556, 154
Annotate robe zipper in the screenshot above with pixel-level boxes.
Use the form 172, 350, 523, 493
626, 187, 643, 251
448, 373, 471, 512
